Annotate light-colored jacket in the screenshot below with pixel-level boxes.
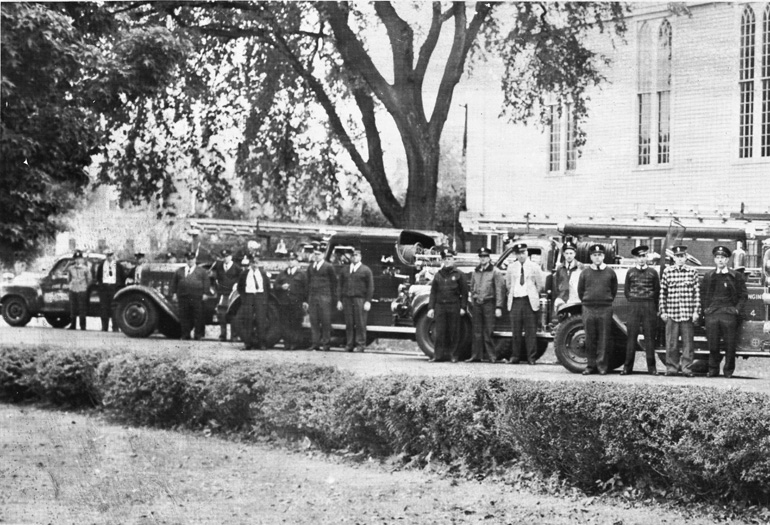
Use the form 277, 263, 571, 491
506, 258, 545, 311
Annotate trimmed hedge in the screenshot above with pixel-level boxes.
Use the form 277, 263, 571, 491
1, 345, 769, 506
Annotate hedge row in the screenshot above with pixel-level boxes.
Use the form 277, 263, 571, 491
1, 345, 769, 506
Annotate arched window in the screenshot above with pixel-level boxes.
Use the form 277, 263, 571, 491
637, 20, 671, 166
637, 22, 653, 165
739, 6, 756, 158
657, 20, 672, 164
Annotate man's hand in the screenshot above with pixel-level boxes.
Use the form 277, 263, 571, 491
302, 302, 309, 311
281, 283, 290, 290
364, 301, 371, 312
427, 309, 434, 319
495, 308, 502, 318
691, 312, 699, 323
337, 301, 343, 311
460, 308, 466, 316
660, 313, 668, 322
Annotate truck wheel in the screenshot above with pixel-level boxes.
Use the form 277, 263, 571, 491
414, 312, 472, 360
44, 313, 71, 328
2, 296, 31, 327
554, 316, 587, 373
415, 312, 436, 358
116, 294, 158, 338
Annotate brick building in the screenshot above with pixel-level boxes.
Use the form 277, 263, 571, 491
461, 2, 770, 239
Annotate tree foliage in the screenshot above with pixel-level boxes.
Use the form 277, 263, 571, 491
0, 2, 188, 263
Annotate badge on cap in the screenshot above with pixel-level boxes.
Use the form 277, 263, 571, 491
477, 247, 491, 257
589, 244, 605, 254
671, 245, 687, 255
562, 241, 578, 253
440, 248, 456, 259
712, 245, 732, 258
631, 245, 649, 257
511, 243, 528, 253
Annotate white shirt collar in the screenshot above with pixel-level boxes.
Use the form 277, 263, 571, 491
591, 263, 607, 270
636, 264, 648, 270
717, 267, 729, 274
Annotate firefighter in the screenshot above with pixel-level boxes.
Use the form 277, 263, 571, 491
426, 249, 468, 363
577, 244, 618, 375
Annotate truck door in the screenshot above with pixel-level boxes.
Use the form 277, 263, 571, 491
40, 259, 73, 313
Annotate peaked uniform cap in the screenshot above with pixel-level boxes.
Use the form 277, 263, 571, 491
588, 244, 605, 254
712, 245, 732, 257
631, 245, 649, 257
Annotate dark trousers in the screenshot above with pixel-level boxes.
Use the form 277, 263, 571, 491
510, 297, 537, 362
343, 296, 368, 349
69, 291, 87, 329
583, 305, 613, 373
179, 294, 205, 339
279, 301, 305, 348
625, 300, 657, 372
98, 284, 118, 331
216, 293, 230, 338
705, 308, 739, 375
308, 294, 332, 349
240, 293, 267, 348
471, 300, 497, 361
434, 302, 461, 361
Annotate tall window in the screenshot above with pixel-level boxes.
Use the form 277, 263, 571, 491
739, 4, 770, 159
637, 20, 672, 166
548, 102, 576, 173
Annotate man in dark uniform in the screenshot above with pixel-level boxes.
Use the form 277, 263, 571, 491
209, 249, 241, 341
701, 245, 748, 378
577, 244, 618, 375
128, 252, 148, 284
552, 240, 583, 314
170, 252, 211, 340
622, 245, 660, 375
237, 252, 272, 350
427, 249, 468, 363
94, 248, 125, 332
275, 251, 308, 350
337, 248, 374, 352
303, 244, 337, 351
467, 247, 503, 362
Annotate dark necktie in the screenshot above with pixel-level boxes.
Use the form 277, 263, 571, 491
520, 265, 525, 286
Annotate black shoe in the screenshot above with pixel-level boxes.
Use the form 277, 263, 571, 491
181, 336, 191, 340
620, 369, 629, 376
322, 346, 330, 352
193, 335, 202, 341
80, 327, 87, 330
345, 347, 354, 352
464, 358, 480, 363
527, 359, 536, 365
508, 360, 520, 365
648, 369, 658, 375
101, 328, 108, 332
684, 372, 694, 378
219, 335, 227, 342
598, 371, 607, 375
707, 372, 718, 377
724, 372, 733, 378
582, 369, 596, 375
112, 328, 120, 333
450, 358, 458, 363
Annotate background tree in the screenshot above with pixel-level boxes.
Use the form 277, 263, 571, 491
0, 3, 187, 264
103, 1, 627, 230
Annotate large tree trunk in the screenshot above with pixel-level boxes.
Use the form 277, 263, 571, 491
401, 136, 439, 230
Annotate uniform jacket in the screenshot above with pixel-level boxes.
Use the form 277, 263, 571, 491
624, 266, 660, 303
170, 265, 211, 297
505, 258, 545, 311
236, 267, 272, 296
275, 266, 308, 304
67, 264, 92, 293
209, 260, 242, 295
470, 263, 504, 307
552, 261, 584, 305
306, 261, 337, 301
337, 263, 374, 302
428, 266, 468, 310
700, 268, 748, 316
94, 260, 126, 288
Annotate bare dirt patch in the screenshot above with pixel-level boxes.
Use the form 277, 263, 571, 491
0, 404, 753, 525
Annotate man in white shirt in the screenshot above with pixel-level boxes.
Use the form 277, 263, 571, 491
94, 248, 124, 332
505, 243, 545, 364
236, 252, 272, 350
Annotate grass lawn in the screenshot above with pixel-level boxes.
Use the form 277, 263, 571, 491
0, 403, 757, 525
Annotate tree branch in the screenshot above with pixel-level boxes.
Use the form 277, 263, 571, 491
372, 2, 414, 88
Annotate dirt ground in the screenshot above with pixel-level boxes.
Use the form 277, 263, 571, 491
0, 404, 758, 525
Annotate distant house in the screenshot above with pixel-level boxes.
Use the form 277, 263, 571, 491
461, 2, 770, 238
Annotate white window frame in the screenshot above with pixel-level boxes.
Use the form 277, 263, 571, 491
738, 3, 770, 159
636, 19, 672, 168
547, 100, 576, 174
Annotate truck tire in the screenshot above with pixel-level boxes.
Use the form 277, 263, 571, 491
115, 293, 159, 338
414, 312, 472, 360
555, 315, 625, 373
2, 296, 31, 327
44, 313, 71, 328
554, 315, 587, 373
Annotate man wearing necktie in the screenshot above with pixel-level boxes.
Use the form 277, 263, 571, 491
701, 245, 748, 378
170, 251, 211, 340
336, 248, 374, 352
552, 240, 584, 314
505, 243, 545, 364
303, 244, 337, 351
236, 252, 272, 350
275, 251, 308, 350
209, 249, 242, 341
94, 248, 125, 332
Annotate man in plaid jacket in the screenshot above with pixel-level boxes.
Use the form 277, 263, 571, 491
659, 245, 700, 376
